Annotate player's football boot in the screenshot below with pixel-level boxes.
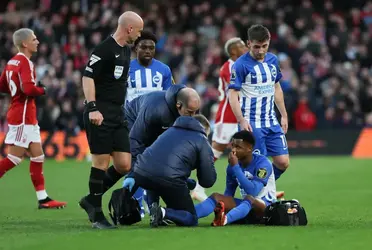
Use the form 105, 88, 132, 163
92, 217, 117, 229
79, 196, 97, 222
276, 191, 285, 199
149, 202, 163, 228
212, 201, 226, 226
38, 198, 67, 209
160, 219, 174, 226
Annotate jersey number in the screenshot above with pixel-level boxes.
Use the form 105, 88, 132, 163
218, 77, 225, 101
280, 135, 288, 149
6, 71, 17, 97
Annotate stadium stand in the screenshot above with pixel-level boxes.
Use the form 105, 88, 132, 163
1, 0, 372, 135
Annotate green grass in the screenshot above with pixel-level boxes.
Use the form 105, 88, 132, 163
1, 157, 372, 250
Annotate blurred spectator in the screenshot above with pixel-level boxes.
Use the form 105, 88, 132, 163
0, 0, 372, 132
293, 96, 317, 131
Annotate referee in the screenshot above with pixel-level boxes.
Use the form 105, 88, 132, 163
79, 11, 143, 229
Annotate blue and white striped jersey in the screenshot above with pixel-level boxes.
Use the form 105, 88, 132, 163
126, 58, 174, 103
228, 52, 282, 128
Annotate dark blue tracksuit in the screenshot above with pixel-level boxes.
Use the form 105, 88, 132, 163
125, 84, 186, 161
123, 84, 186, 208
133, 116, 217, 226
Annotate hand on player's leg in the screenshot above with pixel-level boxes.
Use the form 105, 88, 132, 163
191, 182, 208, 202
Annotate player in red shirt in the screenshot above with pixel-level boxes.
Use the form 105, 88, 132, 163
0, 28, 67, 209
191, 38, 247, 202
212, 38, 248, 160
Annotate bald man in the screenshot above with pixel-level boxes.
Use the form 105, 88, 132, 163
79, 11, 143, 229
122, 84, 200, 216
124, 115, 216, 227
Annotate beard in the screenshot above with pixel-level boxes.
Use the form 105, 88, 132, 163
138, 57, 152, 66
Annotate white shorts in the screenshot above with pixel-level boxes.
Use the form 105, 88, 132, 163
212, 122, 238, 144
5, 124, 41, 148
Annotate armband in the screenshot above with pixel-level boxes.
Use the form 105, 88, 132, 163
86, 101, 98, 112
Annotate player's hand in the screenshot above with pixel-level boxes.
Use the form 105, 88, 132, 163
37, 81, 47, 94
239, 119, 253, 132
89, 111, 104, 126
228, 151, 239, 166
281, 116, 288, 134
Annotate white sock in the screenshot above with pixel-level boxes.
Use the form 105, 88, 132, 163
212, 148, 223, 160
160, 207, 166, 218
36, 190, 48, 200
223, 216, 228, 225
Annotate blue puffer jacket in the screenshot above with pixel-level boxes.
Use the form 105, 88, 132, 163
125, 84, 186, 159
134, 116, 217, 188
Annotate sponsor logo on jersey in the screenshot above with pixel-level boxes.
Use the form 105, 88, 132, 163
89, 54, 101, 66
257, 168, 268, 179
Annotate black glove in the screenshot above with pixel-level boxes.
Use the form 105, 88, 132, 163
37, 81, 47, 94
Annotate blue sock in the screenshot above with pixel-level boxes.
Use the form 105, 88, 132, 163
195, 197, 217, 218
273, 163, 285, 180
133, 187, 144, 210
226, 200, 252, 225
164, 208, 198, 226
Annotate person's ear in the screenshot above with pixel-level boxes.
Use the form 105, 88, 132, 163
176, 102, 182, 109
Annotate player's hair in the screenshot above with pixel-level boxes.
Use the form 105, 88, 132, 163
247, 24, 271, 42
134, 30, 157, 47
224, 37, 243, 56
232, 130, 255, 146
13, 28, 34, 49
194, 114, 210, 131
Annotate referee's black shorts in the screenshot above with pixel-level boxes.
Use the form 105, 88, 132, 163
84, 101, 130, 154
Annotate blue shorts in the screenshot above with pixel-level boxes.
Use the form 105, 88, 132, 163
233, 196, 274, 224
238, 124, 289, 156
234, 196, 273, 208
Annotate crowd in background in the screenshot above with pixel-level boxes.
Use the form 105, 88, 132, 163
1, 0, 372, 136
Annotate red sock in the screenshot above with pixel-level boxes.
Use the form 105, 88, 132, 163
30, 161, 45, 192
0, 155, 21, 178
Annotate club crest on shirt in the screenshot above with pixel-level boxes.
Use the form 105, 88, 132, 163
270, 64, 277, 79
114, 66, 124, 79
153, 74, 161, 84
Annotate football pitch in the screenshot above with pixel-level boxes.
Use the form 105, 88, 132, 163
1, 156, 372, 250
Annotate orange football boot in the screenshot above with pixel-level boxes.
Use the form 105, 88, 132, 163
212, 201, 226, 226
